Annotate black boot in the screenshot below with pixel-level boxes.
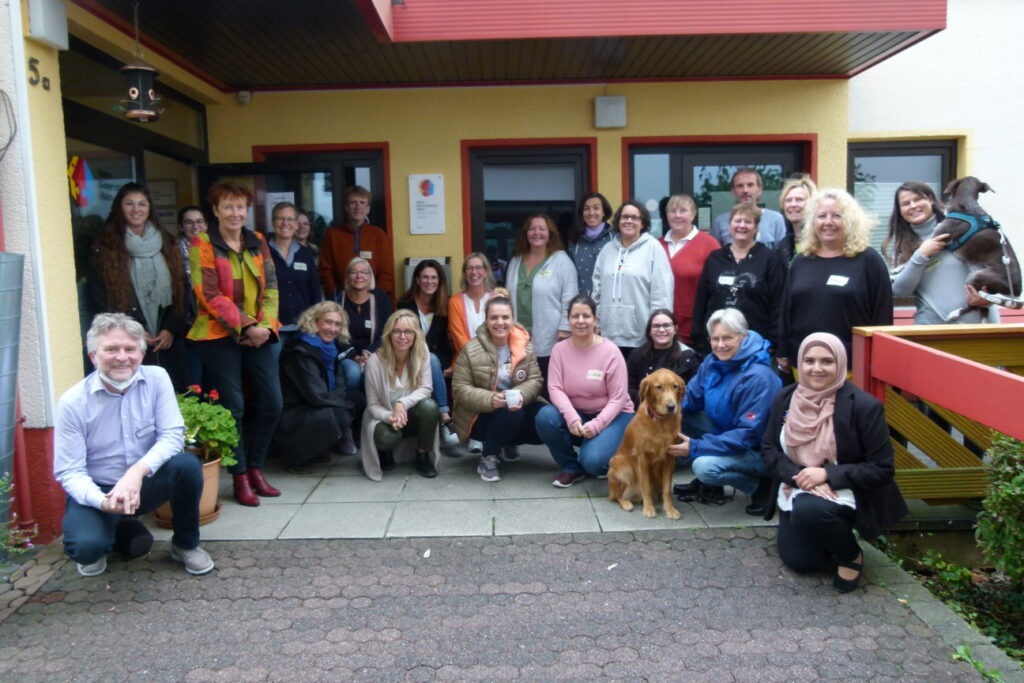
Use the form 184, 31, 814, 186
673, 478, 701, 501
416, 450, 438, 478
745, 477, 772, 516
379, 450, 395, 471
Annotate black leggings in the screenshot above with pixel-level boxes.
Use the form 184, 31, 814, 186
777, 493, 860, 574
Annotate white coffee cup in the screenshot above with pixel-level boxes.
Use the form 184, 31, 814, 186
505, 388, 522, 409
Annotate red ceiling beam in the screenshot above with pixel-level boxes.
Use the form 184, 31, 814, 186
388, 0, 946, 43
353, 0, 395, 43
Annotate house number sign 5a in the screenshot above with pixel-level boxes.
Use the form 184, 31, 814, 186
27, 58, 51, 91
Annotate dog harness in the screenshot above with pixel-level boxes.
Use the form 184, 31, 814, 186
943, 211, 1023, 309
944, 211, 1000, 251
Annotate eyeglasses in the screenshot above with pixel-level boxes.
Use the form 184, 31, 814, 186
182, 219, 206, 227
391, 329, 415, 337
273, 216, 296, 223
711, 335, 739, 345
465, 265, 486, 272
651, 323, 675, 331
350, 270, 371, 277
619, 213, 642, 222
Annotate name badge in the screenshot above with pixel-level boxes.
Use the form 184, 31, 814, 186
826, 275, 849, 287
538, 269, 552, 277
364, 319, 373, 329
360, 251, 373, 259
586, 369, 605, 381
718, 275, 736, 286
294, 262, 308, 271
135, 424, 156, 438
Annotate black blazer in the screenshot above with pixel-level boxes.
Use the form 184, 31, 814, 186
761, 381, 908, 539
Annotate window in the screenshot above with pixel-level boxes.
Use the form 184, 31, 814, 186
848, 140, 957, 251
629, 143, 806, 235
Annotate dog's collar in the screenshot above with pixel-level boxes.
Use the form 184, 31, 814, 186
646, 407, 668, 422
945, 211, 1001, 251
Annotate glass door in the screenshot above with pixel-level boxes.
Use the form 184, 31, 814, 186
631, 143, 805, 234
469, 146, 590, 285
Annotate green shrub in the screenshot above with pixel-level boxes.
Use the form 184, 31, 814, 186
976, 433, 1024, 588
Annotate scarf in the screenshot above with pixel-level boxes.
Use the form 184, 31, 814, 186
301, 332, 339, 391
125, 223, 172, 337
784, 332, 847, 467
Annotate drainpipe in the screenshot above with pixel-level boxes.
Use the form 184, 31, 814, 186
0, 251, 24, 546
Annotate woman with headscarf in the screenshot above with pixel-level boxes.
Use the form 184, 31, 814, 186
761, 333, 908, 592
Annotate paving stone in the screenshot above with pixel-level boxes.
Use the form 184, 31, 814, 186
0, 530, 1003, 680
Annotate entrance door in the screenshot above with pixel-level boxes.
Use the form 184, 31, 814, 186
630, 143, 805, 235
199, 150, 386, 242
469, 146, 590, 285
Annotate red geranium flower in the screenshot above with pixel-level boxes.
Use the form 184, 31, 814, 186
209, 389, 220, 401
189, 384, 202, 394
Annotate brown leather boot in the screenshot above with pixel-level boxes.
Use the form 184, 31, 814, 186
247, 468, 281, 497
233, 473, 260, 507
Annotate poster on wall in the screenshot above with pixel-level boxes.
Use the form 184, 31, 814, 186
408, 174, 444, 235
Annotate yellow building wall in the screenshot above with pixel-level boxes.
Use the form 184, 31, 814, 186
21, 29, 80, 396
206, 80, 849, 291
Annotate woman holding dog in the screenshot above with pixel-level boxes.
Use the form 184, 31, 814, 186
777, 189, 892, 372
536, 294, 635, 487
674, 308, 781, 513
761, 332, 907, 592
884, 181, 994, 324
626, 309, 700, 409
451, 289, 544, 482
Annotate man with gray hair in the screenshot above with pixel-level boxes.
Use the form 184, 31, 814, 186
54, 313, 214, 577
708, 167, 787, 249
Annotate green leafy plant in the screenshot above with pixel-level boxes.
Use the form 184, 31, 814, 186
953, 645, 1004, 682
976, 433, 1024, 589
177, 385, 238, 467
0, 473, 37, 558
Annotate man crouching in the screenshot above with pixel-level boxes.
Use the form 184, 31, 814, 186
54, 313, 214, 577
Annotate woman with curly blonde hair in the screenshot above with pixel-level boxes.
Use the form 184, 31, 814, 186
359, 309, 441, 480
275, 301, 363, 473
778, 189, 892, 371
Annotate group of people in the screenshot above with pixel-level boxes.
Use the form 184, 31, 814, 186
64, 167, 989, 591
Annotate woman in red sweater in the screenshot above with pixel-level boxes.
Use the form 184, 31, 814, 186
659, 194, 719, 346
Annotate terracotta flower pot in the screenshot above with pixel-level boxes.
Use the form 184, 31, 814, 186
154, 456, 222, 529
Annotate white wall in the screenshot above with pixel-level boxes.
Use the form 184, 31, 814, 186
849, 0, 1024, 245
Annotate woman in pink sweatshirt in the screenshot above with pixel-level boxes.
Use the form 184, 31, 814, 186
535, 294, 635, 487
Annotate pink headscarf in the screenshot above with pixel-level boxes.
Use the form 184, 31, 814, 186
784, 333, 847, 467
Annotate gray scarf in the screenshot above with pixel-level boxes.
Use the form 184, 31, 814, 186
125, 223, 172, 337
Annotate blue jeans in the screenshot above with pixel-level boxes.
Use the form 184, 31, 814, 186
62, 452, 202, 563
536, 404, 633, 477
341, 358, 363, 392
197, 337, 282, 474
684, 411, 767, 495
428, 353, 451, 415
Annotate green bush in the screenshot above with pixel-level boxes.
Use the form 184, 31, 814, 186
976, 434, 1024, 588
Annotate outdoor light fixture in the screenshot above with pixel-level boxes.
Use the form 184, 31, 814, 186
116, 1, 162, 122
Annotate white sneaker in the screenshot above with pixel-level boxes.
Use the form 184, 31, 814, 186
440, 421, 460, 447
467, 438, 483, 454
76, 556, 107, 577
170, 544, 215, 575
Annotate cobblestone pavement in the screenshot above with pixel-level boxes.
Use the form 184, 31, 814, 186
0, 528, 995, 681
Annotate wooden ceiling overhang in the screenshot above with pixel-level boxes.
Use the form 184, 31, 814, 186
70, 0, 946, 92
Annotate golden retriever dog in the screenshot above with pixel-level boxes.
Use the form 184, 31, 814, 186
607, 368, 685, 519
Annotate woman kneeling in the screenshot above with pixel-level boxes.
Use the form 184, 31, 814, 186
761, 333, 908, 592
536, 295, 634, 487
276, 302, 365, 473
359, 310, 441, 480
452, 290, 544, 482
